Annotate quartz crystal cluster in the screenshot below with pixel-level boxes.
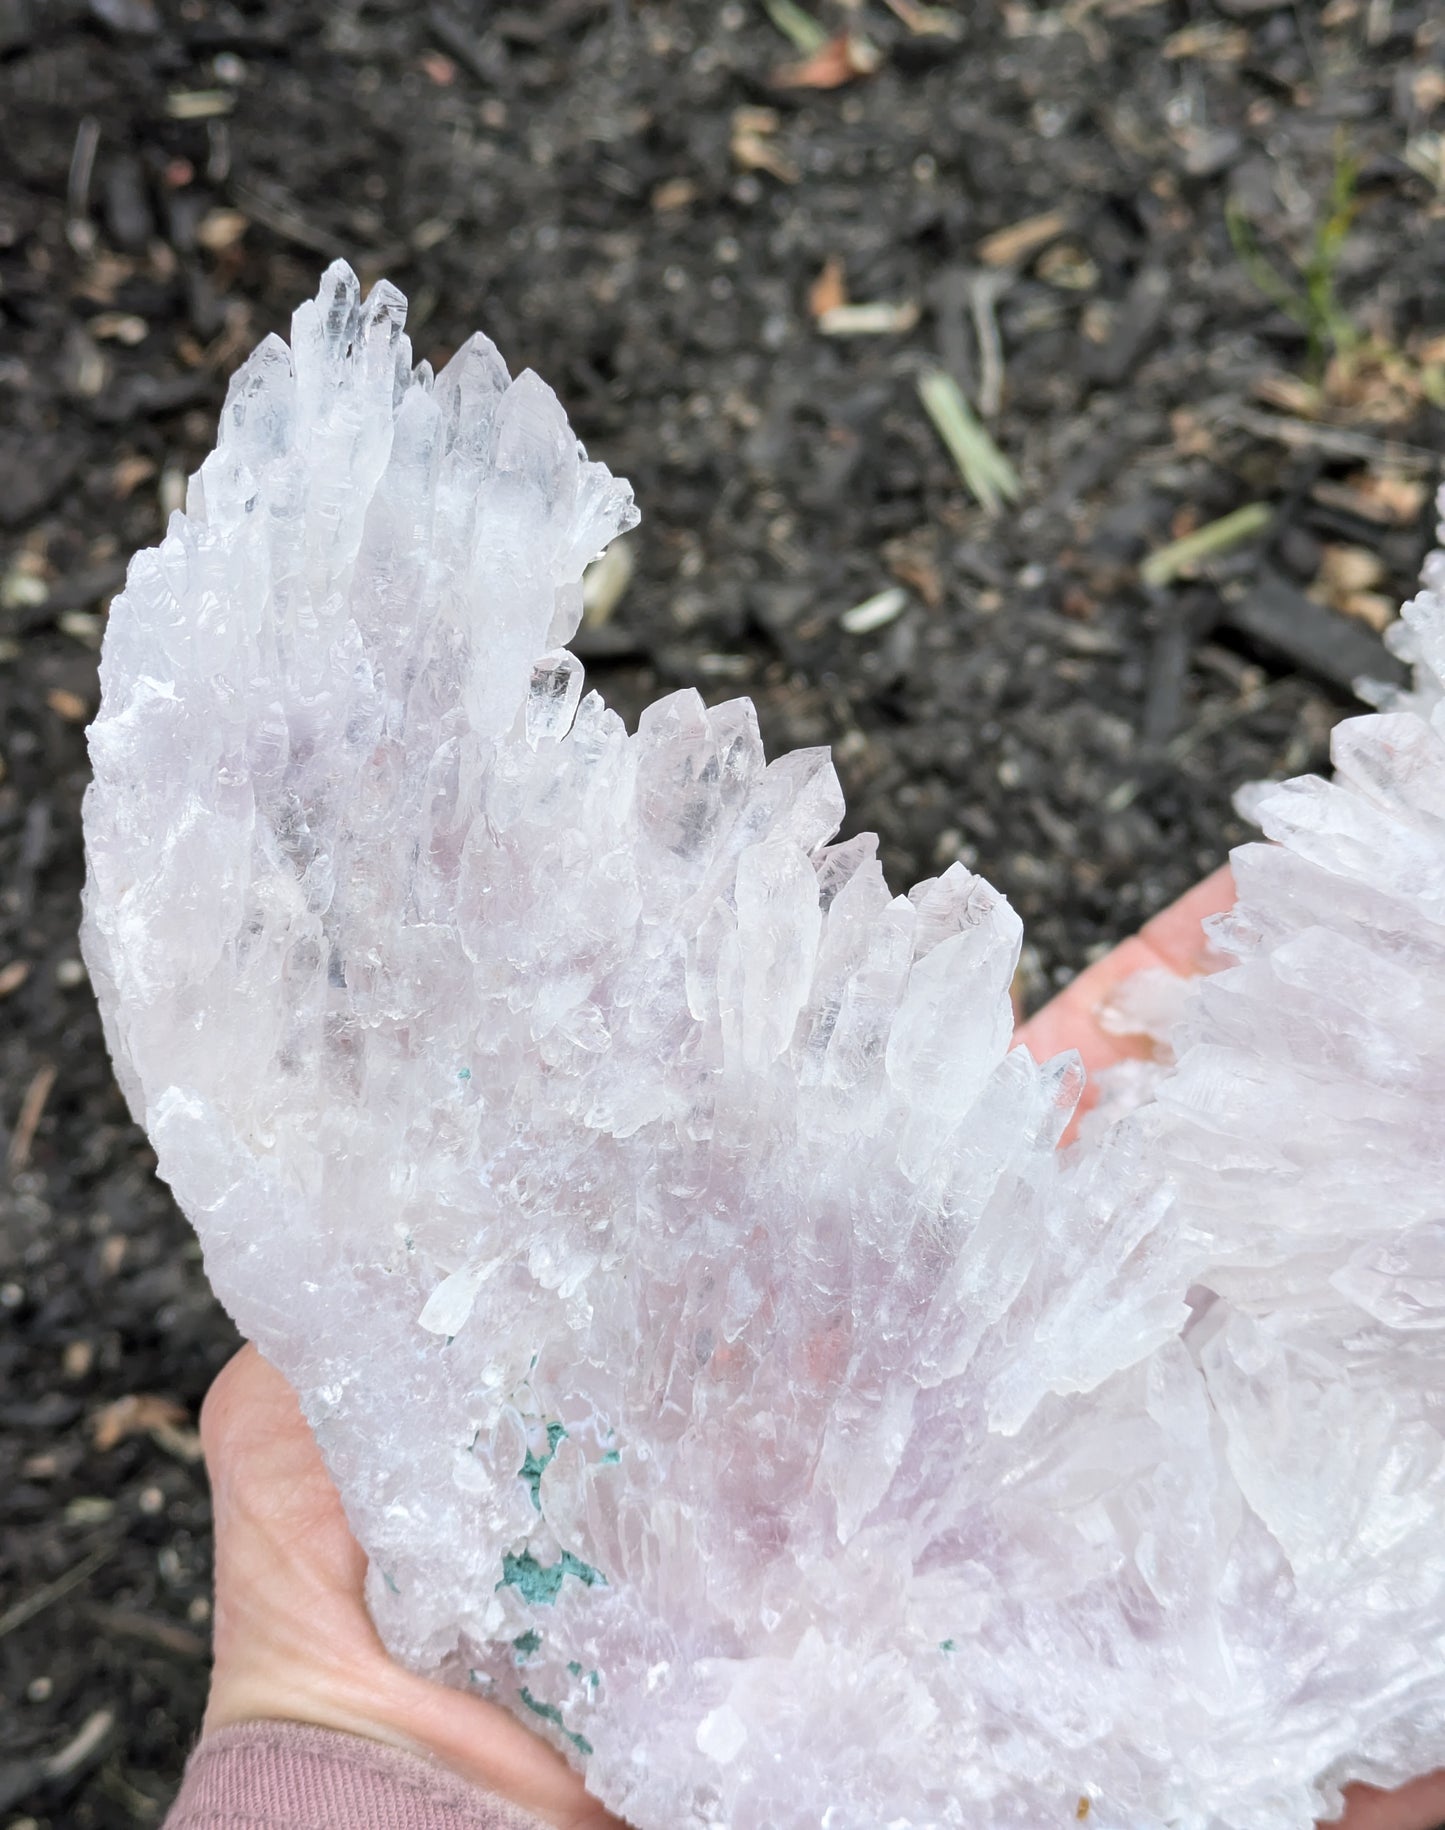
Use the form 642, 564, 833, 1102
81, 265, 1445, 1830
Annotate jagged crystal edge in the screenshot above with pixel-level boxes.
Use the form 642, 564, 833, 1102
80, 265, 1445, 1830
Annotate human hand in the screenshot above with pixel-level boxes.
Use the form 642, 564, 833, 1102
196, 865, 1443, 1830
1015, 864, 1237, 1129
199, 1341, 624, 1829
1019, 864, 1445, 1830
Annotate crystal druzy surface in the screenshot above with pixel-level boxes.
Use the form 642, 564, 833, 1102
81, 266, 1445, 1830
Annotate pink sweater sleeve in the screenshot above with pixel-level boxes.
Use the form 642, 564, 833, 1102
161, 1721, 553, 1830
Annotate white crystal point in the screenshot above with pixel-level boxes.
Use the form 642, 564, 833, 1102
81, 268, 1445, 1830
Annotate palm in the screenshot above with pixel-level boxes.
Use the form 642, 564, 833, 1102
200, 865, 1442, 1830
201, 1345, 623, 1830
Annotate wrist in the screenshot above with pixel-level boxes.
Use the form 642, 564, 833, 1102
203, 1637, 615, 1830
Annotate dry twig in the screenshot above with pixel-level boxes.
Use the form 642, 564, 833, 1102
9, 1062, 57, 1172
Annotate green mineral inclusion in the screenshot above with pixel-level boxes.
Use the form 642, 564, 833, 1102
519, 1687, 593, 1756
519, 1420, 569, 1510
396, 1422, 610, 1753
497, 1547, 605, 1604
499, 1420, 607, 1751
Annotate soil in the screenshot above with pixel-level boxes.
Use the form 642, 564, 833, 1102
1, 1, 1442, 1823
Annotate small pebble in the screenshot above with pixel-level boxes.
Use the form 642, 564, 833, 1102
138, 1485, 165, 1515
56, 958, 87, 989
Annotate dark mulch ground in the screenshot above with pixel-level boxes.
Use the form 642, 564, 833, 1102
1, 1, 1442, 1822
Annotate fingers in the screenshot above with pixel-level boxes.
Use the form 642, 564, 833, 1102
1016, 864, 1236, 1083
201, 1342, 361, 1567
1330, 1771, 1445, 1830
199, 1343, 631, 1827
1135, 864, 1237, 977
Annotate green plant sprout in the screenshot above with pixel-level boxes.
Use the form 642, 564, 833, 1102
1226, 136, 1361, 378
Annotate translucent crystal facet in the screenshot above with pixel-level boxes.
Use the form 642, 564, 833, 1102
81, 267, 1445, 1830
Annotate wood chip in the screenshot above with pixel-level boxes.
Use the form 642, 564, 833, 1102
841, 586, 909, 634
884, 532, 944, 608
1169, 408, 1217, 459
90, 1393, 188, 1453
1314, 545, 1387, 598
1163, 22, 1247, 60
977, 210, 1067, 268
1335, 590, 1394, 632
2, 569, 49, 611
153, 1421, 205, 1463
1412, 67, 1445, 114
808, 256, 848, 319
0, 961, 30, 998
772, 32, 881, 89
9, 1062, 57, 1171
196, 207, 249, 252
1252, 371, 1321, 417
818, 301, 919, 336
113, 453, 158, 498
46, 687, 89, 722
1311, 544, 1392, 628
1311, 472, 1429, 526
166, 89, 235, 120
63, 1339, 94, 1378
66, 1495, 116, 1526
651, 177, 698, 214
1036, 242, 1098, 290
1403, 132, 1445, 193
88, 311, 148, 345
730, 110, 799, 184
59, 611, 104, 647
880, 0, 963, 36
